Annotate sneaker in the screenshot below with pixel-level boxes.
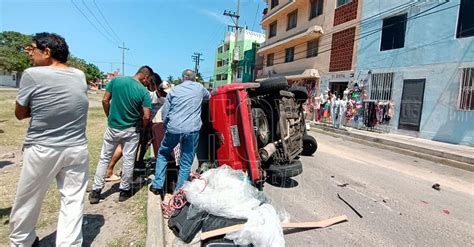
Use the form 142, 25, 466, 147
118, 189, 132, 202
89, 189, 101, 204
149, 186, 164, 200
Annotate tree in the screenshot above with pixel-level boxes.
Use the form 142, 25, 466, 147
0, 31, 31, 72
67, 56, 102, 82
167, 75, 174, 82
84, 63, 102, 82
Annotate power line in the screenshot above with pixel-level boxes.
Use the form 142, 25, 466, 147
92, 0, 122, 42
265, 1, 456, 68
70, 0, 117, 45
224, 0, 241, 83
192, 52, 204, 75
81, 0, 119, 43
118, 42, 129, 76
252, 2, 260, 31
262, 1, 426, 61
265, 1, 454, 63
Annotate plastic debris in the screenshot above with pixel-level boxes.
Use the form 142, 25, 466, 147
443, 209, 450, 215
183, 165, 285, 247
432, 183, 441, 191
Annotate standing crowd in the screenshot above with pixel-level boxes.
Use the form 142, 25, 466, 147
9, 32, 209, 246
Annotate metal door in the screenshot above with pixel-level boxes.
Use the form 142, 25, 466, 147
398, 79, 425, 131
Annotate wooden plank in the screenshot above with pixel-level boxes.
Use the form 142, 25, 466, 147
200, 215, 348, 241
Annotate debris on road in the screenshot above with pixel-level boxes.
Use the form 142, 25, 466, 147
432, 183, 441, 191
201, 215, 349, 241
421, 200, 429, 204
166, 166, 348, 246
337, 193, 363, 218
337, 183, 349, 187
443, 209, 450, 215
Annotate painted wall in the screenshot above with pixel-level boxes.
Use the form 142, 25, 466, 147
356, 0, 474, 146
0, 70, 18, 87
214, 30, 265, 87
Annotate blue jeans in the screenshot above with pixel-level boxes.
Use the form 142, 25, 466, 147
152, 130, 200, 191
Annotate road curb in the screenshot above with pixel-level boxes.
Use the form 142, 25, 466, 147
146, 188, 165, 247
310, 127, 474, 172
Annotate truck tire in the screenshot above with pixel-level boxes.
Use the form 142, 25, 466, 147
288, 85, 308, 102
266, 160, 303, 179
252, 108, 270, 147
302, 135, 317, 156
253, 77, 288, 95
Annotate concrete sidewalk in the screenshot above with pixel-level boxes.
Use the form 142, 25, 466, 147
310, 123, 474, 172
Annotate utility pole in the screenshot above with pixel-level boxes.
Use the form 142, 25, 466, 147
224, 0, 240, 83
118, 42, 129, 76
191, 52, 204, 76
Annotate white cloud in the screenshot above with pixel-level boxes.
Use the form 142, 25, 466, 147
197, 8, 233, 26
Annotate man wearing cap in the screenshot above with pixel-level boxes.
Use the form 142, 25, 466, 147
150, 69, 210, 197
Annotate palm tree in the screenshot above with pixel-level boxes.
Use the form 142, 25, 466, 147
167, 75, 174, 82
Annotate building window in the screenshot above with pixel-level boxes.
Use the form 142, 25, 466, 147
459, 68, 474, 111
285, 47, 295, 63
336, 0, 352, 8
268, 21, 277, 38
12, 74, 16, 81
222, 74, 228, 80
271, 0, 279, 9
307, 39, 319, 58
457, 0, 474, 38
224, 44, 229, 51
266, 53, 274, 66
287, 10, 298, 30
310, 0, 324, 19
217, 46, 223, 53
380, 13, 407, 51
370, 73, 394, 100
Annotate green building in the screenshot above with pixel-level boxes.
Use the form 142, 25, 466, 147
213, 29, 265, 87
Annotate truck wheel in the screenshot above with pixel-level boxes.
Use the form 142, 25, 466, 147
267, 160, 303, 179
288, 86, 308, 102
302, 135, 317, 156
253, 77, 288, 96
252, 108, 270, 147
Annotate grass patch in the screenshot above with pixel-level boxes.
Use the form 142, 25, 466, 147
0, 90, 148, 245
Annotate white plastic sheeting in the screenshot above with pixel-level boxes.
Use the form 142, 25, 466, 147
182, 165, 286, 247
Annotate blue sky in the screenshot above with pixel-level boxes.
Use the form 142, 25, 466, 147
0, 0, 264, 80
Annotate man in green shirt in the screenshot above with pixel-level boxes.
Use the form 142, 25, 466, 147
90, 66, 153, 204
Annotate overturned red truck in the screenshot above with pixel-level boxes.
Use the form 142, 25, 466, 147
198, 77, 317, 189
135, 77, 317, 190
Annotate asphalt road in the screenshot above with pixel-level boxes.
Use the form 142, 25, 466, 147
264, 131, 474, 246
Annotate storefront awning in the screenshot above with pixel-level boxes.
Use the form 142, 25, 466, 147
256, 69, 320, 82
285, 69, 320, 80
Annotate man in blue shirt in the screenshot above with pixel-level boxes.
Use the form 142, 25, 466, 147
150, 69, 210, 197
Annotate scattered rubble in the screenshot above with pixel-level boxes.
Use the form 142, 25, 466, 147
432, 183, 441, 191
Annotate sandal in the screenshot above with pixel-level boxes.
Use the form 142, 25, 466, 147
105, 174, 121, 182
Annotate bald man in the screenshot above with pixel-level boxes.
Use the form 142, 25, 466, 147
150, 69, 210, 197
